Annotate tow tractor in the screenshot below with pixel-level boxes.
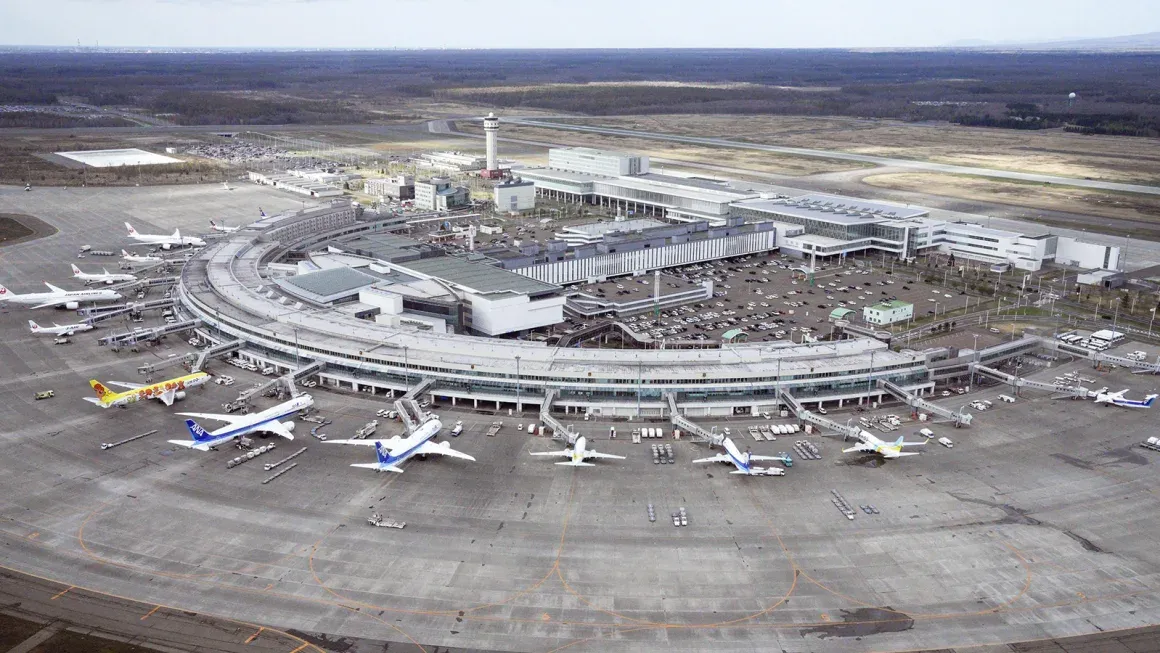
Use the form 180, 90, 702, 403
367, 513, 406, 529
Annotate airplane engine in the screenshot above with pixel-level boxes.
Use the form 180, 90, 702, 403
65, 301, 79, 310
282, 421, 296, 432
162, 243, 173, 251
173, 391, 187, 401
440, 440, 451, 448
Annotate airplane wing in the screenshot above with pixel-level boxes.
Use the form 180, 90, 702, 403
529, 449, 572, 457
106, 381, 145, 390
158, 389, 178, 406
747, 454, 788, 462
583, 450, 626, 460
30, 298, 68, 309
842, 445, 875, 454
351, 463, 404, 473
43, 282, 66, 293
175, 411, 247, 425
899, 440, 928, 447
888, 451, 922, 457
692, 453, 732, 464
263, 420, 295, 440
415, 441, 476, 461
327, 435, 404, 450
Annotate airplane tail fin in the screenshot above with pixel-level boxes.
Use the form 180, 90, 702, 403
28, 320, 39, 331
184, 418, 215, 443
374, 441, 390, 464
1145, 394, 1158, 407
89, 380, 116, 403
71, 263, 82, 275
0, 283, 9, 298
122, 249, 130, 257
894, 436, 905, 448
125, 222, 138, 236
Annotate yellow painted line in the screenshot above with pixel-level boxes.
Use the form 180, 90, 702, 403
26, 532, 39, 540
289, 645, 309, 653
50, 586, 73, 600
141, 605, 161, 620
245, 627, 265, 644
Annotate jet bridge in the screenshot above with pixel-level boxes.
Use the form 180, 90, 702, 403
540, 389, 579, 444
969, 362, 1090, 399
664, 392, 723, 446
877, 379, 972, 427
79, 298, 177, 324
237, 361, 325, 403
394, 398, 425, 432
111, 275, 180, 293
777, 389, 862, 440
193, 339, 245, 372
403, 377, 436, 401
136, 353, 198, 376
98, 319, 201, 346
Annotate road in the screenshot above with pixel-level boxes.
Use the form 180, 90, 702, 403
506, 117, 1160, 197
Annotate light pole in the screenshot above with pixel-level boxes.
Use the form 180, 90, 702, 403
515, 355, 521, 414
972, 333, 979, 388
403, 345, 409, 386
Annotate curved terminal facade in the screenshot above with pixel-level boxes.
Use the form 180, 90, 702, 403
179, 205, 937, 416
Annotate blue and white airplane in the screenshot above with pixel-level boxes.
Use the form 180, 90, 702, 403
692, 437, 786, 476
169, 394, 313, 451
328, 417, 475, 473
1094, 388, 1158, 408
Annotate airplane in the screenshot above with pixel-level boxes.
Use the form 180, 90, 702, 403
692, 437, 787, 476
843, 430, 928, 459
0, 282, 121, 309
86, 372, 210, 408
328, 416, 474, 473
124, 222, 206, 249
209, 219, 240, 233
530, 435, 625, 467
28, 319, 94, 337
170, 394, 313, 450
1093, 388, 1158, 408
70, 264, 136, 286
121, 249, 164, 264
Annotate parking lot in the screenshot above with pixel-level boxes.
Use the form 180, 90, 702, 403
565, 252, 988, 343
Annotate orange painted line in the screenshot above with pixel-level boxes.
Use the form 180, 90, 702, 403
50, 586, 73, 600
289, 645, 309, 653
245, 627, 264, 644
141, 605, 161, 620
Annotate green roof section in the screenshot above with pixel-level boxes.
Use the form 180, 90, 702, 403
829, 307, 856, 320
721, 328, 748, 342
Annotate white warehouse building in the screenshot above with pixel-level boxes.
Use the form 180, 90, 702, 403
493, 178, 535, 213
548, 146, 649, 177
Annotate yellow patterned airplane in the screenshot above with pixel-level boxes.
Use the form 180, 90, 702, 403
85, 372, 210, 408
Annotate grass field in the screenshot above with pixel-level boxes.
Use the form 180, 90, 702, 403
553, 114, 1160, 185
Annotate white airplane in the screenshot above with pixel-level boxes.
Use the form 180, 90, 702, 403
530, 435, 625, 467
121, 249, 163, 264
124, 222, 206, 249
71, 264, 135, 286
28, 319, 94, 336
692, 437, 787, 476
0, 282, 121, 309
1093, 388, 1158, 408
209, 220, 239, 233
328, 417, 474, 473
843, 430, 929, 459
170, 394, 313, 451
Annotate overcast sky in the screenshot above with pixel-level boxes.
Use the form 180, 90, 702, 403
2, 0, 1158, 49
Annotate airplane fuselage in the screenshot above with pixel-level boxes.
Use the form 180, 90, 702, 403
370, 419, 443, 470
94, 373, 210, 408
0, 285, 121, 308
185, 395, 313, 450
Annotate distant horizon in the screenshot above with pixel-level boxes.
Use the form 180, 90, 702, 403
4, 0, 1160, 50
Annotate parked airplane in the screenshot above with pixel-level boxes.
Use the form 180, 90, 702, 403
121, 249, 164, 264
328, 417, 474, 473
692, 437, 786, 476
170, 394, 313, 450
28, 320, 94, 336
843, 430, 929, 459
124, 222, 205, 249
0, 282, 121, 309
71, 264, 135, 286
86, 372, 210, 408
530, 435, 625, 467
1093, 388, 1158, 408
209, 220, 240, 233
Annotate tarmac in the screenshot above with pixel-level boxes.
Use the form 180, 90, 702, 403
3, 183, 1160, 652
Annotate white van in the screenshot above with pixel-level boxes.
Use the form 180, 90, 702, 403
937, 437, 954, 448
997, 394, 1016, 403
919, 428, 935, 439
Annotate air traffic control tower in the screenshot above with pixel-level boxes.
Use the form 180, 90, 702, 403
482, 112, 502, 178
